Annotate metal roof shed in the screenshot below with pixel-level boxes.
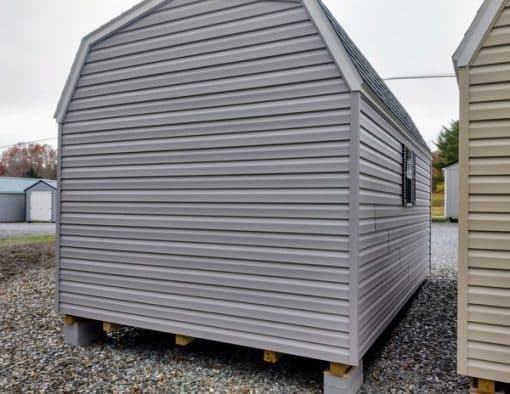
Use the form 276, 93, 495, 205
0, 177, 41, 222
25, 180, 57, 222
55, 0, 431, 389
454, 0, 510, 389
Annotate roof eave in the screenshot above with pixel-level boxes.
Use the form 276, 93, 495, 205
54, 0, 169, 123
302, 0, 363, 91
361, 84, 431, 155
453, 0, 505, 72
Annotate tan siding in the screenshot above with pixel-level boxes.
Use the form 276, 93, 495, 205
459, 3, 510, 383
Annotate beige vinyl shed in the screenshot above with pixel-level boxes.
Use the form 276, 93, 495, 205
454, 0, 510, 390
55, 1, 431, 391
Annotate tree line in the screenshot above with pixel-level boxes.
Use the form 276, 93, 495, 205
0, 123, 459, 189
0, 142, 57, 179
432, 120, 459, 192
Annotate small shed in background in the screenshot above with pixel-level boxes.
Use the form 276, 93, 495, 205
25, 180, 57, 222
0, 177, 42, 222
442, 162, 458, 220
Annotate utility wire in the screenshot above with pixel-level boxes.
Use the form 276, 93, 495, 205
0, 73, 456, 150
0, 136, 58, 150
384, 73, 456, 81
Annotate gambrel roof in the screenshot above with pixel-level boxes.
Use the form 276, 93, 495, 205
55, 0, 427, 149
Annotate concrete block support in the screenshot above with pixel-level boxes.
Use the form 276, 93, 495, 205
324, 360, 363, 394
64, 318, 104, 347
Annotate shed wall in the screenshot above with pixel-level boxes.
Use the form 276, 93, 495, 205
458, 0, 510, 383
357, 96, 431, 357
26, 182, 57, 222
58, 0, 354, 363
443, 165, 459, 219
0, 193, 25, 222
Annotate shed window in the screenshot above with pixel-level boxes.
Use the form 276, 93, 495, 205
402, 145, 416, 207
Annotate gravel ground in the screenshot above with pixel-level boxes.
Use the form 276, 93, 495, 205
0, 223, 467, 393
0, 222, 56, 239
359, 222, 467, 394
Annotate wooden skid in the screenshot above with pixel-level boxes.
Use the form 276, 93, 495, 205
263, 350, 282, 363
103, 322, 122, 333
329, 362, 352, 377
470, 377, 507, 394
175, 334, 195, 346
64, 315, 81, 325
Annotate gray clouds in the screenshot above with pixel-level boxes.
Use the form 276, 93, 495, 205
0, 0, 482, 150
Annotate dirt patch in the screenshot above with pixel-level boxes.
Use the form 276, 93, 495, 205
0, 242, 55, 283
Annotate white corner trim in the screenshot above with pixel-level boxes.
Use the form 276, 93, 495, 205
453, 0, 505, 69
302, 0, 363, 91
54, 0, 168, 122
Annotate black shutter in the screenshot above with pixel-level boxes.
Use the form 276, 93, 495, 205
402, 144, 408, 206
411, 151, 417, 206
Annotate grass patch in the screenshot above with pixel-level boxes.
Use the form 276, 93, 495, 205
0, 234, 56, 249
432, 216, 448, 223
431, 206, 444, 217
431, 193, 444, 218
431, 193, 444, 207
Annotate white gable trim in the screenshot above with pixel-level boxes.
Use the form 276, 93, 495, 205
54, 0, 362, 123
54, 0, 169, 122
453, 0, 505, 69
302, 0, 363, 91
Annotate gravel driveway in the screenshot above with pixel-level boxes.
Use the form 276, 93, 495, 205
0, 222, 56, 239
0, 222, 466, 393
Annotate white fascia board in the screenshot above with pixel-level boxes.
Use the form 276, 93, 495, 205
302, 0, 363, 91
54, 0, 168, 122
453, 0, 505, 70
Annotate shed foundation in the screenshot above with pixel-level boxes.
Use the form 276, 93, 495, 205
323, 360, 363, 394
64, 318, 104, 347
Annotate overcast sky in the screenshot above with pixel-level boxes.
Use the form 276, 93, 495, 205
0, 0, 482, 152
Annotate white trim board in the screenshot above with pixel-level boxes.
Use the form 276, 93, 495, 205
53, 0, 364, 123
54, 0, 170, 122
453, 0, 506, 69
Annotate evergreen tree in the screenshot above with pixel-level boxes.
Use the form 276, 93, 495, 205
432, 120, 459, 191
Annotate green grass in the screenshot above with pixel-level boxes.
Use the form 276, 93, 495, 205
431, 216, 448, 223
0, 234, 56, 249
431, 192, 444, 218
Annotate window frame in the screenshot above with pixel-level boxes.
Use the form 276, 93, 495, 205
402, 145, 417, 207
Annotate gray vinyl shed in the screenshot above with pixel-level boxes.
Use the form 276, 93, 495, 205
54, 0, 431, 370
0, 177, 42, 222
25, 180, 57, 222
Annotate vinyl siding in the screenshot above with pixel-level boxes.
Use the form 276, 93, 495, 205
0, 193, 26, 222
357, 96, 431, 357
459, 0, 510, 383
58, 0, 353, 363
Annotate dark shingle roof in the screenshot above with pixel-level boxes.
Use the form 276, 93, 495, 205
318, 1, 428, 149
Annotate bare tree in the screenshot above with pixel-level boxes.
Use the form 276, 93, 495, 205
0, 143, 57, 179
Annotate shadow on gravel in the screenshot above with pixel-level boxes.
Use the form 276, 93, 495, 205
359, 276, 470, 394
0, 230, 470, 393
105, 327, 324, 392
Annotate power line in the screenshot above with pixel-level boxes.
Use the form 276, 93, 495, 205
384, 73, 456, 81
0, 136, 58, 150
0, 72, 456, 151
